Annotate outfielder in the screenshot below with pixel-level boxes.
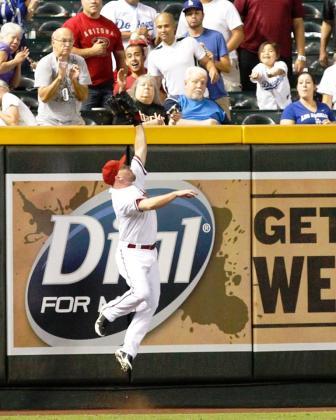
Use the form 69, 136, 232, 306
95, 105, 197, 372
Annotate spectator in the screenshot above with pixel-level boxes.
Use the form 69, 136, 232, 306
0, 0, 40, 27
250, 42, 291, 110
319, 0, 336, 67
164, 66, 228, 125
63, 0, 126, 110
177, 0, 243, 92
0, 0, 39, 72
234, 0, 306, 90
148, 12, 219, 96
182, 0, 231, 119
0, 79, 36, 125
34, 28, 91, 126
113, 70, 167, 125
101, 0, 157, 48
280, 72, 335, 125
113, 43, 146, 94
0, 22, 29, 88
318, 59, 336, 109
128, 74, 168, 125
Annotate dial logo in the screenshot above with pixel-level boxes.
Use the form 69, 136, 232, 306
25, 180, 215, 347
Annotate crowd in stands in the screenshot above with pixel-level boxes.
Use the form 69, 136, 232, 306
0, 0, 335, 126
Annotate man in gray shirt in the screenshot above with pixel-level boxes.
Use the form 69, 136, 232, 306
34, 28, 91, 125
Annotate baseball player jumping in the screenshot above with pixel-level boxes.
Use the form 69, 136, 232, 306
95, 101, 197, 372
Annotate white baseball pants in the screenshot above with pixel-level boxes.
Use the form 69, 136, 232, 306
102, 244, 160, 358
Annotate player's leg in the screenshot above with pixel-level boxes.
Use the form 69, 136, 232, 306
95, 247, 155, 336
114, 251, 159, 372
121, 257, 160, 359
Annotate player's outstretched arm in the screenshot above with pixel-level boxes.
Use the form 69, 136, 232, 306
134, 124, 147, 165
138, 189, 197, 211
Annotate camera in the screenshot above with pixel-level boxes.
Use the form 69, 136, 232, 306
166, 103, 181, 116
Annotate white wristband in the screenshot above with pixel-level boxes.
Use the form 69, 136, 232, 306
297, 55, 306, 62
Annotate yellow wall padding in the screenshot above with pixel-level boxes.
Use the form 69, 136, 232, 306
1, 125, 336, 145
0, 125, 242, 145
242, 125, 336, 144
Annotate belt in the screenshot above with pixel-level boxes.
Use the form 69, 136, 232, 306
127, 243, 156, 250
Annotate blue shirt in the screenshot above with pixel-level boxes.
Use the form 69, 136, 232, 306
165, 95, 227, 124
187, 28, 228, 100
281, 100, 335, 124
0, 0, 27, 26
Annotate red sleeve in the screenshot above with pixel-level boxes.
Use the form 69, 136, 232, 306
114, 26, 124, 52
323, 0, 334, 21
233, 0, 246, 17
292, 0, 304, 18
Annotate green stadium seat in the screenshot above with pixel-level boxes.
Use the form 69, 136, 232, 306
303, 3, 322, 19
35, 3, 69, 17
16, 76, 35, 91
37, 20, 63, 36
242, 113, 276, 125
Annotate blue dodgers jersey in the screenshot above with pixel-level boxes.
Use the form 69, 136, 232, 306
281, 100, 336, 124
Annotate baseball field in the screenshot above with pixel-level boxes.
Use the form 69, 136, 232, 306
1, 412, 336, 419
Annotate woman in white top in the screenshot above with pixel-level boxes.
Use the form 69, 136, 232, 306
0, 79, 36, 125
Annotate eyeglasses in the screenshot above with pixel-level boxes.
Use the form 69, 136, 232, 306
53, 38, 74, 45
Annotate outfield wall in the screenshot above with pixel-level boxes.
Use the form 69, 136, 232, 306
2, 124, 336, 144
0, 126, 335, 408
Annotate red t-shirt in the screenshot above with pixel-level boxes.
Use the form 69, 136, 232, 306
234, 0, 304, 58
63, 13, 124, 86
112, 68, 147, 95
113, 74, 136, 95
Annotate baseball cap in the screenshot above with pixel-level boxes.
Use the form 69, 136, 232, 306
183, 0, 203, 13
102, 154, 127, 186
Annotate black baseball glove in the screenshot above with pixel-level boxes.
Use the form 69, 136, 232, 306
104, 92, 142, 126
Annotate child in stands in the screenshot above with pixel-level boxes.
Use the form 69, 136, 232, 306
249, 41, 291, 110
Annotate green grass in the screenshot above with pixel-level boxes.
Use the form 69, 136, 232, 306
1, 412, 336, 420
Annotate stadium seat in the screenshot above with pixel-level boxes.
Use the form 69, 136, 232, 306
231, 109, 282, 125
37, 20, 63, 36
305, 40, 320, 55
16, 76, 35, 91
83, 117, 97, 125
161, 3, 183, 22
303, 3, 322, 19
231, 93, 258, 110
309, 59, 325, 77
242, 113, 276, 125
304, 21, 321, 38
20, 96, 38, 111
81, 109, 112, 125
35, 3, 69, 17
42, 44, 53, 53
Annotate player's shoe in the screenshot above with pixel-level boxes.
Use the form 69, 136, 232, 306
115, 349, 133, 372
95, 309, 108, 337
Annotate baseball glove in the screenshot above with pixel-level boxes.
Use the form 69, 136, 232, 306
104, 92, 142, 126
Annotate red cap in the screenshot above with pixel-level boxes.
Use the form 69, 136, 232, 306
129, 37, 148, 47
102, 154, 127, 186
